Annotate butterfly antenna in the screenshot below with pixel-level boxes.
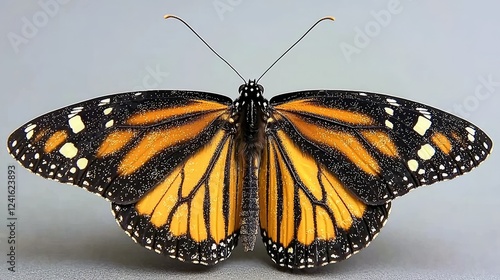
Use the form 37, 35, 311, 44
256, 16, 335, 83
165, 15, 246, 83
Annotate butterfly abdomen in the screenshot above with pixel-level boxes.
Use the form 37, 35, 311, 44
239, 157, 260, 251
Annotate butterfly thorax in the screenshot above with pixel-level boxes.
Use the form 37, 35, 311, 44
232, 80, 269, 157
232, 79, 269, 251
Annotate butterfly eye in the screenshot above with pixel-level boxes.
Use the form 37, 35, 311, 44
258, 85, 264, 93
238, 84, 246, 93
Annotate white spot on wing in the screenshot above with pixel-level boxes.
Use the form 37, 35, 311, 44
77, 158, 88, 169
385, 120, 393, 129
26, 130, 34, 139
99, 98, 111, 106
24, 124, 37, 132
413, 116, 432, 136
105, 120, 114, 128
59, 143, 78, 158
104, 107, 113, 115
384, 107, 394, 115
417, 144, 436, 160
468, 134, 475, 142
466, 127, 476, 135
69, 115, 85, 133
408, 159, 419, 171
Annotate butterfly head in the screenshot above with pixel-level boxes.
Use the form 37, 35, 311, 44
234, 79, 268, 113
232, 79, 270, 134
238, 79, 264, 99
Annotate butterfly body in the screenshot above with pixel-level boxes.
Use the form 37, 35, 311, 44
232, 80, 268, 251
8, 84, 492, 268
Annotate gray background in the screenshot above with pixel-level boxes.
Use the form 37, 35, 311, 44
1, 1, 499, 279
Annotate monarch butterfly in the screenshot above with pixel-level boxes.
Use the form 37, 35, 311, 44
7, 15, 492, 269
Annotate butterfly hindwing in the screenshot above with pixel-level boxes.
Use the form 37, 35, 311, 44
270, 90, 492, 205
7, 90, 233, 204
112, 128, 242, 265
259, 121, 391, 268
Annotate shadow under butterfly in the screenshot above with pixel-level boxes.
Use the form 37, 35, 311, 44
7, 15, 492, 269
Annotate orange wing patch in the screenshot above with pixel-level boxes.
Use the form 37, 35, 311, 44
361, 130, 399, 157
170, 203, 189, 236
431, 132, 452, 154
118, 111, 224, 176
319, 165, 365, 230
297, 189, 315, 245
44, 130, 68, 153
126, 100, 227, 125
259, 140, 295, 248
33, 128, 49, 143
275, 99, 374, 125
279, 112, 380, 176
97, 130, 136, 157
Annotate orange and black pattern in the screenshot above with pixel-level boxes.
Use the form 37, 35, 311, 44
7, 82, 492, 268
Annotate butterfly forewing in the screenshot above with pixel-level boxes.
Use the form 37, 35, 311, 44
7, 90, 233, 203
269, 90, 492, 205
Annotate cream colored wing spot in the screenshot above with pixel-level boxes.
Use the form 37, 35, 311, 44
407, 159, 419, 171
413, 116, 432, 136
385, 120, 394, 129
105, 120, 114, 128
76, 158, 88, 169
417, 144, 436, 160
59, 142, 78, 159
103, 107, 113, 115
69, 115, 85, 133
24, 124, 37, 139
